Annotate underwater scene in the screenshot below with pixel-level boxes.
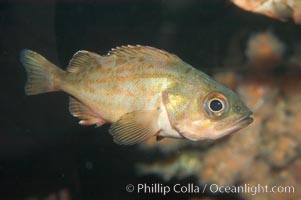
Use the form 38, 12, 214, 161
1, 0, 300, 199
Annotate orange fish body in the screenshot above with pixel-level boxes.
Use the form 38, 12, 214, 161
21, 45, 253, 145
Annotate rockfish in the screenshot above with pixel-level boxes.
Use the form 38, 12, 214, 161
20, 45, 253, 145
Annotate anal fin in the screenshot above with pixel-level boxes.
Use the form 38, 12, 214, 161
109, 110, 160, 145
69, 97, 105, 126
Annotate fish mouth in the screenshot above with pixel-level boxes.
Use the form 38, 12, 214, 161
232, 111, 254, 130
220, 111, 253, 135
206, 111, 254, 140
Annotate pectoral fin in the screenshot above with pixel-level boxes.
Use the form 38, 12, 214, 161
109, 110, 160, 145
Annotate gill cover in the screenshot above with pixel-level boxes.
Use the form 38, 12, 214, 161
162, 84, 200, 140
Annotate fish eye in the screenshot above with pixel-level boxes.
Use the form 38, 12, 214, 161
209, 99, 223, 112
204, 93, 228, 118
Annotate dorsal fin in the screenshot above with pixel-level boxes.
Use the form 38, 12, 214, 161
107, 45, 182, 63
67, 51, 102, 73
69, 97, 105, 126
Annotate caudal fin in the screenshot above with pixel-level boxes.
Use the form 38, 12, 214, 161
20, 49, 64, 95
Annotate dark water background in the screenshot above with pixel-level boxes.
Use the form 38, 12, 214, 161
0, 0, 300, 199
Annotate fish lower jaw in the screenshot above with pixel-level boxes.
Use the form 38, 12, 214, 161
209, 113, 254, 139
209, 119, 253, 140
178, 125, 236, 141
180, 129, 218, 141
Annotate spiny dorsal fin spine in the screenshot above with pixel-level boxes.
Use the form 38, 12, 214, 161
107, 45, 181, 62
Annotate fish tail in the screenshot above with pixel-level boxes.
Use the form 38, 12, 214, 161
20, 49, 65, 95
